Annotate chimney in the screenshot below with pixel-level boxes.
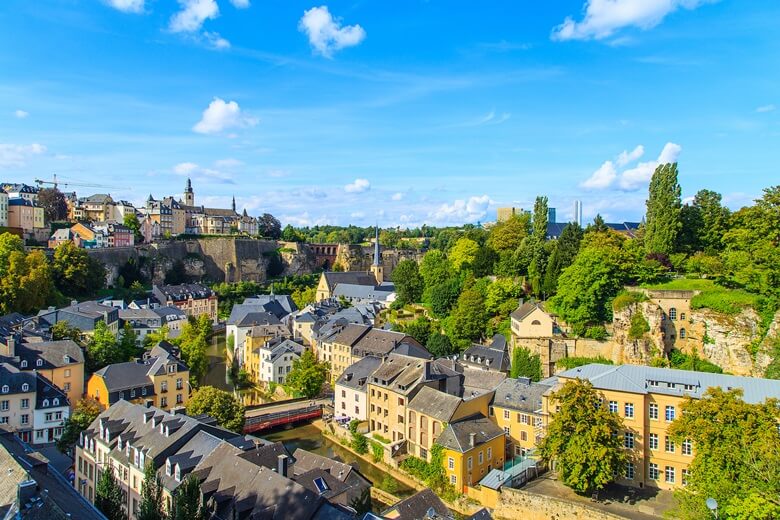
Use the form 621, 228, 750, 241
469, 433, 476, 449
423, 360, 432, 381
17, 480, 37, 506
2, 337, 14, 358
277, 454, 289, 478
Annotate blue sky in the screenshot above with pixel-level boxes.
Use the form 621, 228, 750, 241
1, 0, 778, 227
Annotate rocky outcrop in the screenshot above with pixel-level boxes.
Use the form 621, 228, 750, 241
334, 245, 423, 280
610, 302, 665, 364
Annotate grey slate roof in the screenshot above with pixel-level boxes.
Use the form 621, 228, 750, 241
92, 350, 187, 395
35, 374, 69, 409
0, 363, 36, 394
332, 284, 394, 302
292, 448, 354, 481
509, 301, 544, 322
460, 342, 509, 372
380, 489, 450, 520
335, 356, 382, 391
5, 340, 84, 369
436, 414, 504, 453
407, 386, 462, 422
259, 338, 305, 362
153, 283, 213, 302
559, 363, 780, 404
243, 294, 298, 317
321, 272, 378, 292
491, 378, 552, 414
160, 430, 223, 491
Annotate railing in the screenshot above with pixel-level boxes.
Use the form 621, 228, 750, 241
243, 405, 322, 433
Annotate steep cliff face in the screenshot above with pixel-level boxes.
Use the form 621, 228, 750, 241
333, 245, 424, 280
610, 302, 665, 365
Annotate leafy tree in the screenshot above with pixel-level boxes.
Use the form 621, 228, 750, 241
400, 316, 434, 347
487, 213, 531, 254
391, 259, 423, 305
693, 189, 731, 252
627, 313, 650, 340
143, 325, 169, 348
286, 350, 329, 399
186, 386, 246, 433
37, 188, 68, 222
543, 223, 583, 296
291, 286, 316, 309
172, 473, 207, 520
0, 234, 54, 314
124, 212, 143, 243
472, 245, 498, 278
176, 317, 210, 383
510, 346, 542, 381
539, 379, 627, 495
450, 288, 487, 342
258, 213, 282, 239
95, 465, 125, 520
425, 278, 461, 318
484, 277, 523, 316
57, 397, 101, 453
138, 460, 166, 520
449, 237, 480, 271
86, 321, 126, 371
52, 242, 105, 296
419, 250, 452, 288
645, 162, 682, 255
51, 321, 82, 342
426, 333, 456, 358
668, 388, 780, 520
281, 224, 303, 242
587, 214, 609, 234
119, 322, 139, 359
528, 196, 549, 296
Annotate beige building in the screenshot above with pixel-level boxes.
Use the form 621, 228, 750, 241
509, 301, 573, 377
490, 377, 552, 459
152, 283, 218, 323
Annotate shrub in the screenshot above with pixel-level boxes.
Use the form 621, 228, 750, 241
584, 325, 608, 341
372, 433, 391, 444
557, 356, 613, 370
628, 313, 650, 340
370, 441, 383, 463
351, 431, 368, 455
612, 291, 648, 311
668, 349, 723, 374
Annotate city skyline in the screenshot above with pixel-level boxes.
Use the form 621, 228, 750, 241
1, 0, 779, 227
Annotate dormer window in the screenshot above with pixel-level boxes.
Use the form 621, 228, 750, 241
168, 365, 175, 373
21, 383, 29, 392
53, 398, 59, 406
63, 355, 70, 363
166, 459, 172, 476
43, 399, 50, 407
174, 464, 181, 482
36, 359, 43, 367
1, 385, 7, 394
20, 360, 27, 368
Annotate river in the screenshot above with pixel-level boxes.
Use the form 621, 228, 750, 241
202, 332, 273, 406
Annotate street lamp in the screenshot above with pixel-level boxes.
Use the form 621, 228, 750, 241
706, 497, 718, 519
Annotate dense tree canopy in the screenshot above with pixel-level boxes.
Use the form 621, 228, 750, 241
258, 213, 282, 239
449, 287, 488, 343
509, 346, 542, 381
286, 350, 329, 399
37, 188, 68, 222
186, 386, 246, 433
645, 163, 682, 255
449, 237, 480, 271
392, 259, 424, 305
52, 241, 105, 296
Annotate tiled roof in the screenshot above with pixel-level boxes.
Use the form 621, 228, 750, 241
335, 356, 382, 391
436, 414, 504, 453
408, 386, 462, 422
491, 378, 552, 413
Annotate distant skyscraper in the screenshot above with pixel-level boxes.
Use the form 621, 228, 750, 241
573, 200, 583, 227
548, 207, 556, 224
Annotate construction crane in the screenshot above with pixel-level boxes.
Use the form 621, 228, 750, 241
34, 174, 126, 191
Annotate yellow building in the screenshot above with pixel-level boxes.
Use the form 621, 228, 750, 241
490, 377, 553, 459
87, 345, 189, 412
242, 323, 293, 382
438, 414, 505, 492
509, 301, 573, 377
406, 386, 493, 461
545, 364, 780, 491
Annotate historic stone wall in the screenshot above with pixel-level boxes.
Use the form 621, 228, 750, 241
333, 244, 424, 281
493, 487, 628, 520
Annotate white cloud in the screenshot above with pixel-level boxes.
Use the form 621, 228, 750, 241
391, 192, 404, 201
170, 0, 219, 33
172, 161, 234, 182
552, 0, 715, 41
193, 98, 258, 135
203, 31, 230, 49
616, 144, 644, 166
13, 110, 29, 119
104, 0, 145, 13
229, 0, 250, 7
344, 178, 370, 193
173, 162, 199, 175
582, 142, 681, 191
0, 143, 47, 169
430, 195, 491, 224
214, 158, 243, 168
756, 104, 776, 113
298, 6, 366, 58
582, 160, 618, 189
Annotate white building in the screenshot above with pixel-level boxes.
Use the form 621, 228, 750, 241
0, 189, 8, 227
334, 356, 381, 423
257, 338, 305, 384
32, 379, 70, 445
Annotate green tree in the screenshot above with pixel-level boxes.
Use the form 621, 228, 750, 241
286, 350, 329, 399
391, 259, 423, 305
86, 320, 126, 371
426, 332, 456, 358
57, 397, 102, 453
449, 237, 480, 271
258, 213, 282, 239
51, 321, 82, 342
52, 241, 105, 296
0, 234, 54, 314
281, 224, 303, 242
291, 286, 316, 309
484, 277, 523, 316
487, 213, 531, 254
542, 223, 583, 296
645, 162, 682, 255
539, 379, 627, 495
527, 196, 549, 296
37, 188, 69, 222
509, 346, 542, 381
143, 325, 169, 348
693, 189, 731, 252
186, 386, 246, 433
424, 277, 461, 318
124, 212, 143, 243
119, 322, 138, 359
450, 288, 487, 342
138, 460, 166, 520
172, 473, 207, 520
419, 250, 452, 289
400, 316, 434, 347
668, 388, 780, 520
176, 318, 209, 383
95, 465, 125, 520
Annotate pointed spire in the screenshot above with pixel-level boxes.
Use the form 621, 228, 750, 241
186, 178, 192, 192
373, 224, 380, 266
232, 195, 236, 213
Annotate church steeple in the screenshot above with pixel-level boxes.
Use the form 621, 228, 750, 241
370, 224, 383, 284
183, 178, 194, 206
232, 195, 236, 213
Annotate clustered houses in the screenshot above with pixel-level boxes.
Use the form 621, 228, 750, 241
75, 400, 367, 519
0, 183, 47, 241
152, 283, 219, 323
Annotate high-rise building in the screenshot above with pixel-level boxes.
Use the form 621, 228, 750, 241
573, 200, 582, 227
548, 207, 556, 224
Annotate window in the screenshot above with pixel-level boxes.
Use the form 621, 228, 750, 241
65, 368, 71, 377
609, 400, 618, 413
682, 439, 692, 455
21, 414, 29, 425
20, 399, 28, 409
354, 393, 359, 402
20, 360, 27, 368
450, 475, 457, 485
448, 457, 454, 470
682, 469, 689, 486
624, 432, 634, 449
161, 397, 168, 408
478, 451, 483, 465
624, 403, 634, 418
680, 328, 687, 339
680, 312, 686, 321
489, 406, 494, 417
521, 431, 527, 442
398, 397, 404, 406
46, 412, 53, 421
0, 416, 8, 424
467, 457, 473, 470
36, 359, 43, 367
503, 410, 510, 419
649, 403, 658, 420
487, 447, 492, 460
665, 466, 675, 483
130, 389, 136, 398
161, 381, 168, 392
669, 308, 677, 320
503, 427, 510, 435
625, 462, 635, 480
21, 383, 28, 392
665, 405, 676, 422
665, 437, 675, 453
649, 463, 659, 480
176, 378, 183, 390
649, 433, 659, 450
0, 401, 7, 411
64, 383, 71, 392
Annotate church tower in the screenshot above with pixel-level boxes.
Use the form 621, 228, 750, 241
183, 178, 194, 206
232, 195, 236, 213
370, 225, 384, 284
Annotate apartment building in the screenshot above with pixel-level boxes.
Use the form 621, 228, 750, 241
250, 338, 305, 385
242, 322, 294, 372
438, 415, 505, 492
334, 355, 381, 422
118, 308, 163, 345
0, 363, 69, 444
490, 377, 552, 459
37, 300, 120, 335
87, 344, 189, 411
546, 364, 780, 491
0, 189, 8, 227
152, 283, 218, 323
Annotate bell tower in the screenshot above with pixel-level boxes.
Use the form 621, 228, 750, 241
370, 225, 383, 284
183, 178, 194, 206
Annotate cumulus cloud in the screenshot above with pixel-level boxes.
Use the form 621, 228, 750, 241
756, 104, 776, 113
298, 6, 366, 58
430, 195, 492, 224
0, 143, 47, 169
552, 0, 716, 41
391, 192, 404, 201
582, 142, 682, 191
229, 0, 250, 8
104, 0, 145, 13
170, 0, 219, 33
193, 98, 258, 135
344, 178, 370, 193
13, 110, 29, 119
